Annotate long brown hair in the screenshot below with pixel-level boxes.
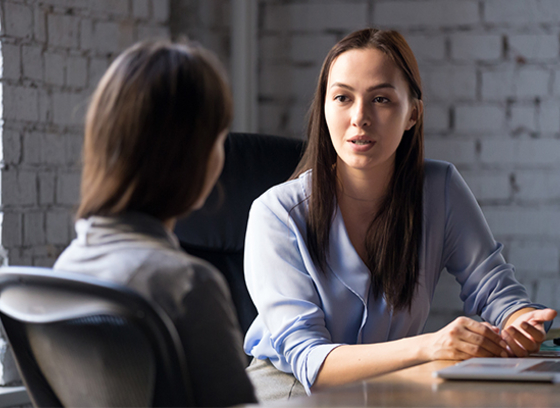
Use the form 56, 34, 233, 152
293, 28, 424, 311
78, 40, 232, 221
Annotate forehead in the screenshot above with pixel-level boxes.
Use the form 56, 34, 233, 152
327, 47, 406, 89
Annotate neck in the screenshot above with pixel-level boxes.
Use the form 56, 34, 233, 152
335, 158, 394, 206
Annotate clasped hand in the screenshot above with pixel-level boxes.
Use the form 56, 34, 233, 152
427, 308, 557, 361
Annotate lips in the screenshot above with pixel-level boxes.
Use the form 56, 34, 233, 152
347, 135, 375, 151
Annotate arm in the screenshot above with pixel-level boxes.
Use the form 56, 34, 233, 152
440, 164, 555, 355
314, 316, 507, 389
149, 262, 256, 407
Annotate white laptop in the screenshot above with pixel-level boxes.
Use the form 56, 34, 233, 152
433, 358, 560, 383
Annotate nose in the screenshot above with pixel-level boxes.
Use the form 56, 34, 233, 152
351, 99, 371, 128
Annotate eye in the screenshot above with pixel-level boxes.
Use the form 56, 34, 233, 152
373, 96, 390, 103
334, 95, 350, 103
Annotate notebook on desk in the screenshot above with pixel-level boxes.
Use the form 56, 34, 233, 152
433, 358, 560, 383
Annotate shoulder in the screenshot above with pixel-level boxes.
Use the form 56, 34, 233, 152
250, 169, 311, 219
424, 159, 455, 182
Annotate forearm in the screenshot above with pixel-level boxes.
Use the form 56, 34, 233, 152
312, 334, 430, 390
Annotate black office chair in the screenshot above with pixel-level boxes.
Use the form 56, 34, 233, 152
175, 132, 306, 335
0, 266, 193, 408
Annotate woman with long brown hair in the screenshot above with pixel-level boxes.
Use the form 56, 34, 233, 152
54, 40, 255, 407
243, 28, 556, 401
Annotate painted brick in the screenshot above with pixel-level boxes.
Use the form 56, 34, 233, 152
484, 0, 560, 25
44, 52, 65, 86
47, 14, 80, 48
423, 66, 477, 101
80, 19, 93, 50
455, 105, 504, 132
199, 0, 230, 28
1, 170, 37, 206
424, 139, 476, 165
22, 131, 42, 164
461, 172, 510, 201
41, 133, 66, 165
1, 43, 21, 80
38, 172, 55, 205
539, 103, 560, 133
33, 6, 47, 43
405, 35, 446, 61
34, 257, 56, 268
23, 212, 45, 246
258, 103, 286, 135
88, 57, 109, 89
290, 34, 336, 65
481, 139, 560, 165
22, 45, 43, 81
133, 0, 150, 19
259, 35, 289, 62
153, 0, 170, 23
481, 68, 515, 100
484, 208, 560, 237
553, 69, 560, 97
66, 55, 87, 88
52, 91, 87, 126
516, 69, 550, 98
515, 170, 560, 201
0, 212, 22, 247
509, 34, 559, 60
451, 34, 502, 61
3, 86, 39, 122
56, 173, 80, 206
2, 129, 22, 164
260, 64, 292, 98
535, 278, 560, 310
93, 21, 120, 53
423, 105, 449, 132
292, 65, 320, 104
137, 25, 170, 41
509, 105, 537, 133
118, 21, 136, 50
264, 3, 368, 32
3, 1, 32, 39
38, 89, 52, 123
89, 0, 129, 16
65, 134, 83, 166
374, 0, 479, 28
46, 211, 70, 245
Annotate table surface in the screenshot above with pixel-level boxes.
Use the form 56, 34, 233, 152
265, 360, 560, 407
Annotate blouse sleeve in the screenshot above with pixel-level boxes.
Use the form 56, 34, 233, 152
441, 164, 548, 327
244, 198, 342, 393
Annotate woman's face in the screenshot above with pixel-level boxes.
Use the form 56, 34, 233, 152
191, 129, 228, 210
324, 47, 419, 176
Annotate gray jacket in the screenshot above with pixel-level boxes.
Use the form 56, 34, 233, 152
55, 212, 256, 407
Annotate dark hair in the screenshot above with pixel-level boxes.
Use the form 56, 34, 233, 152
77, 40, 232, 221
293, 28, 424, 311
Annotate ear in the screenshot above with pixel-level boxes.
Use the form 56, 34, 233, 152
405, 100, 423, 131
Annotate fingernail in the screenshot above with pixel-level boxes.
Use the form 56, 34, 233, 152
521, 322, 529, 329
500, 341, 508, 348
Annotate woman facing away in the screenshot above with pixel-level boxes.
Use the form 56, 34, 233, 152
54, 41, 256, 407
243, 28, 557, 401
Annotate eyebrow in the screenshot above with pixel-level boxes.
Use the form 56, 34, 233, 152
329, 82, 396, 92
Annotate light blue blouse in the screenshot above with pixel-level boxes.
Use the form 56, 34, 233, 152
243, 160, 545, 394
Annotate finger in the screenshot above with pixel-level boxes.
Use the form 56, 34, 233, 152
502, 329, 530, 357
525, 308, 558, 325
464, 321, 509, 354
457, 341, 507, 357
520, 321, 546, 343
462, 331, 508, 357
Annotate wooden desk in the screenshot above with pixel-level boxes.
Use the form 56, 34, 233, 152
271, 361, 560, 407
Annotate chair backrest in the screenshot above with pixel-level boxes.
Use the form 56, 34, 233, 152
175, 132, 306, 334
0, 266, 193, 408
